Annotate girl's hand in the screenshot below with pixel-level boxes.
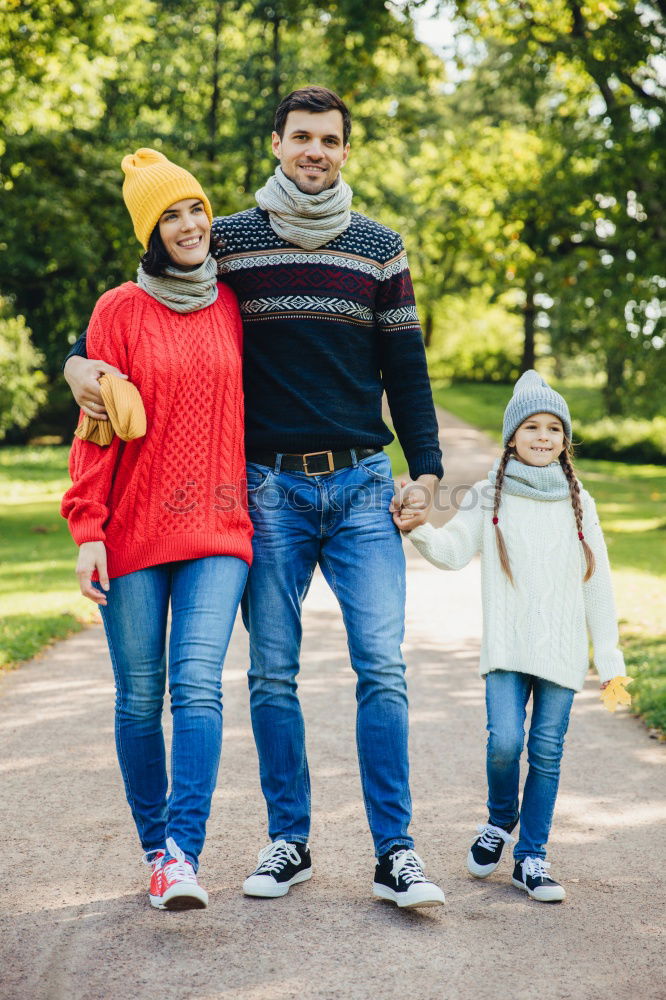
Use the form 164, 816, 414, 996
600, 680, 611, 690
391, 477, 437, 533
76, 541, 110, 605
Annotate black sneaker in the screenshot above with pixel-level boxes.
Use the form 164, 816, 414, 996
243, 839, 312, 898
467, 821, 516, 878
512, 857, 566, 902
373, 847, 445, 908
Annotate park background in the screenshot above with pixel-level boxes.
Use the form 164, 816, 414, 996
0, 0, 664, 731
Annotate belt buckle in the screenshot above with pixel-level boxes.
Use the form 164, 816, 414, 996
302, 450, 335, 476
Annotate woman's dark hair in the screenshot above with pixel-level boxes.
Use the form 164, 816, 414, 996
274, 86, 351, 145
140, 224, 172, 277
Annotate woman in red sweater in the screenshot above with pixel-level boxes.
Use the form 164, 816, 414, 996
62, 149, 253, 911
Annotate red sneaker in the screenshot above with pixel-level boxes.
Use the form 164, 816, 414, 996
149, 838, 208, 910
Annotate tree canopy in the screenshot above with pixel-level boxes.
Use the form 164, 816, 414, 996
0, 0, 663, 428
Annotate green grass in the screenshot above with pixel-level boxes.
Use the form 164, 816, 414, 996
2, 431, 664, 735
0, 446, 94, 669
385, 434, 408, 478
624, 635, 666, 733
432, 379, 605, 444
0, 439, 408, 672
434, 381, 666, 733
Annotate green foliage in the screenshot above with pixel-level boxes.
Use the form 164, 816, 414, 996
0, 612, 81, 670
434, 376, 666, 462
0, 1, 436, 388
0, 445, 95, 670
0, 131, 139, 375
432, 381, 507, 442
624, 635, 666, 734
0, 0, 153, 135
574, 416, 666, 464
384, 431, 408, 479
449, 0, 666, 411
0, 299, 47, 440
0, 0, 664, 433
426, 292, 523, 383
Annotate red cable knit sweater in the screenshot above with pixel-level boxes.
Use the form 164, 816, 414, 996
62, 281, 253, 578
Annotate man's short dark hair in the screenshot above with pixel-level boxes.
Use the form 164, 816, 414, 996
274, 86, 351, 145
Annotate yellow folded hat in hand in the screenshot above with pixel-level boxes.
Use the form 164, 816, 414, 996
75, 374, 147, 447
600, 675, 634, 713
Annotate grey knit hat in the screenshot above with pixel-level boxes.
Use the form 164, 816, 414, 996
502, 370, 572, 445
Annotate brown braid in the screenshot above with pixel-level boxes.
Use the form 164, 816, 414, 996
560, 445, 596, 581
493, 446, 514, 584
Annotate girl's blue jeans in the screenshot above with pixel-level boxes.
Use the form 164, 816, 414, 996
97, 555, 248, 869
484, 670, 575, 861
241, 451, 413, 859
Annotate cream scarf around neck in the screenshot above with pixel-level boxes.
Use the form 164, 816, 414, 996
488, 457, 571, 501
255, 166, 353, 249
137, 254, 218, 313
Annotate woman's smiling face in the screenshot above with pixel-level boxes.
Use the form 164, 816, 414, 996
158, 198, 210, 269
509, 412, 566, 466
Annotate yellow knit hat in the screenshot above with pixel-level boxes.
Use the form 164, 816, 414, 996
121, 148, 213, 249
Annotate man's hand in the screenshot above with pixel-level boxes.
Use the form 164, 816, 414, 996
76, 541, 110, 605
64, 356, 127, 420
390, 474, 439, 532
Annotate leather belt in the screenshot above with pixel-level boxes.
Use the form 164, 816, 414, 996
246, 447, 382, 477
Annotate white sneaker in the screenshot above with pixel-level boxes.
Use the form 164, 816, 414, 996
511, 857, 566, 902
373, 848, 445, 908
467, 823, 516, 878
243, 840, 313, 898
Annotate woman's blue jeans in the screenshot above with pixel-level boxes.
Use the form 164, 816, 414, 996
98, 556, 248, 869
242, 451, 413, 859
485, 670, 575, 861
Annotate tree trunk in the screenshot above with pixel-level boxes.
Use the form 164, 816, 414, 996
208, 2, 224, 158
271, 14, 282, 113
521, 277, 536, 371
603, 349, 625, 415
423, 309, 434, 348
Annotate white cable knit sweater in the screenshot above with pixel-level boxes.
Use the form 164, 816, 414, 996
409, 480, 625, 692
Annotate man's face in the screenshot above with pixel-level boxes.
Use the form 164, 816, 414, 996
272, 109, 350, 194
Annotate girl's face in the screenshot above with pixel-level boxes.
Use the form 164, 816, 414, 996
158, 198, 210, 269
508, 412, 566, 466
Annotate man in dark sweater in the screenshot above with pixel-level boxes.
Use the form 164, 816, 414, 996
64, 87, 445, 909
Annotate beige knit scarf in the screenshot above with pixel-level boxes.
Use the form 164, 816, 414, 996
255, 167, 353, 249
137, 254, 218, 313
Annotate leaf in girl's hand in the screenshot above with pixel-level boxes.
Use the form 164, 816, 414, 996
600, 675, 634, 713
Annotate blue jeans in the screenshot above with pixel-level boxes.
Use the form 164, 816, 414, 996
242, 450, 413, 858
98, 556, 248, 869
485, 670, 575, 860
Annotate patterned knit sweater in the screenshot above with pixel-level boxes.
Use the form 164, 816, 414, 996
66, 208, 443, 480
409, 481, 625, 691
61, 282, 254, 578
211, 208, 443, 479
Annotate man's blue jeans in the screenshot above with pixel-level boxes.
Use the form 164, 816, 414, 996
98, 556, 248, 868
485, 670, 575, 860
242, 450, 413, 858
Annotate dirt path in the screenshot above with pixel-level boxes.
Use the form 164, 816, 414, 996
2, 411, 664, 1000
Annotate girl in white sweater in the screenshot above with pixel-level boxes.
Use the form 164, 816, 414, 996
398, 371, 626, 903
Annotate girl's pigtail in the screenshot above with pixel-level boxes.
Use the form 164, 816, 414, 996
493, 446, 514, 585
560, 447, 596, 582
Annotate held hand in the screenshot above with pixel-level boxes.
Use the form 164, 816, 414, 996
64, 357, 127, 420
390, 475, 439, 533
76, 542, 110, 605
